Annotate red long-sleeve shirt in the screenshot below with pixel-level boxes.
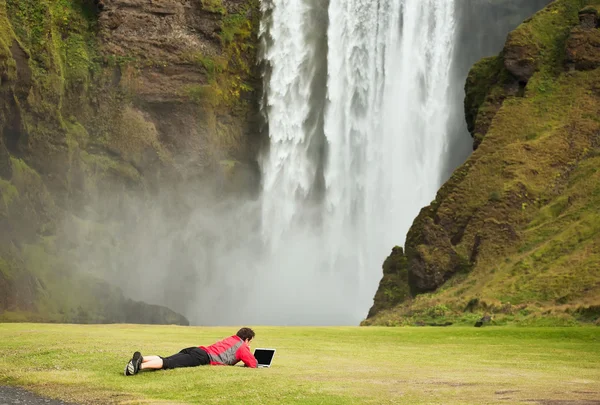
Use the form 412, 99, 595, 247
200, 335, 257, 368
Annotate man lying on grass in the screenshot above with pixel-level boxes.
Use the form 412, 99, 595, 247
124, 327, 257, 375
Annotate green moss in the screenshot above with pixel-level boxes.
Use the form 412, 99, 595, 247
0, 0, 102, 210
80, 151, 141, 186
579, 4, 600, 13
182, 52, 227, 81
65, 119, 89, 148
182, 83, 222, 107
507, 0, 590, 74
60, 33, 95, 86
167, 2, 260, 109
198, 1, 258, 107
10, 157, 43, 192
3, 0, 151, 188
0, 178, 18, 210
221, 13, 253, 45
175, 3, 258, 109
201, 0, 226, 14
0, 8, 17, 84
99, 106, 171, 167
6, 0, 97, 73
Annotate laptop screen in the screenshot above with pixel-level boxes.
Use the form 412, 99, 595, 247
253, 348, 275, 366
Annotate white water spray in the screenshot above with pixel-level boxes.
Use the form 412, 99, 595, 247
68, 1, 553, 326
259, 0, 457, 324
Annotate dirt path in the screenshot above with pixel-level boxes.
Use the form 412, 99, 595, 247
0, 386, 76, 405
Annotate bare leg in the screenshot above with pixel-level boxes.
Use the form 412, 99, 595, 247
140, 355, 163, 370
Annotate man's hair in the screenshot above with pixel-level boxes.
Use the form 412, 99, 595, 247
236, 327, 255, 341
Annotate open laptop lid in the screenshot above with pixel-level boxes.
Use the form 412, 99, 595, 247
253, 348, 276, 368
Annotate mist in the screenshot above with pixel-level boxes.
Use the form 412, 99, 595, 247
66, 0, 552, 326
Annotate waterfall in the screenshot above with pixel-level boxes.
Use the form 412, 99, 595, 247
257, 0, 457, 324
73, 0, 551, 326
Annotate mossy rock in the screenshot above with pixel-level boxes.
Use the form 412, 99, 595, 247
566, 22, 600, 70
464, 55, 517, 149
367, 246, 411, 318
578, 5, 600, 29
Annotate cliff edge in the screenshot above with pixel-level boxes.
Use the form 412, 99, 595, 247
367, 0, 600, 326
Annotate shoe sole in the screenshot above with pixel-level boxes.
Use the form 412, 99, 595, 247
124, 351, 142, 376
132, 351, 142, 374
124, 360, 134, 376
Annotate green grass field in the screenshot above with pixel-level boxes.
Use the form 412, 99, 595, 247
0, 324, 598, 404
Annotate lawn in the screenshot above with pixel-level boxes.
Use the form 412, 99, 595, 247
0, 324, 598, 404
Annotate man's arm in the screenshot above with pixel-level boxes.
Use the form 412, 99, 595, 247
237, 344, 257, 368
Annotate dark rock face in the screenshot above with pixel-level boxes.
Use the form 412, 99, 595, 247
503, 34, 539, 84
464, 56, 517, 150
566, 7, 600, 71
98, 0, 215, 104
366, 246, 410, 318
95, 0, 262, 173
578, 6, 599, 29
405, 214, 468, 295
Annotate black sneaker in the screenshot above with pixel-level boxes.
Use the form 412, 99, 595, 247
124, 351, 143, 376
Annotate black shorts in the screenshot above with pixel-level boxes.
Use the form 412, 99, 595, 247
161, 347, 210, 369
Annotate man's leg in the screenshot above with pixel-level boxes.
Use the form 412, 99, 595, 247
158, 347, 210, 370
124, 347, 209, 375
140, 356, 163, 370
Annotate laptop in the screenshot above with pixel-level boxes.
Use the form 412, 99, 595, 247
253, 348, 276, 368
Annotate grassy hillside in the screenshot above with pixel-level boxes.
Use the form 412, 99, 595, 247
367, 0, 600, 326
0, 324, 598, 404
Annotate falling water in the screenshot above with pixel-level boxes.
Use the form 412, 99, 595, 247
67, 1, 554, 327
259, 0, 457, 324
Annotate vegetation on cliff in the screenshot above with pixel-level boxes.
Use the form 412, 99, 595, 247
0, 0, 260, 323
367, 0, 600, 327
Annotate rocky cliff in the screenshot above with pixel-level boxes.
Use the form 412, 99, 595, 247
0, 0, 260, 323
367, 0, 600, 326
